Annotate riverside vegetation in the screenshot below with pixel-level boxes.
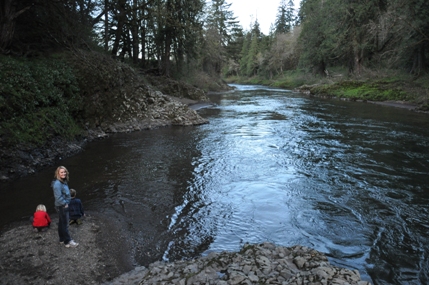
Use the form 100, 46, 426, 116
225, 69, 429, 112
1, 0, 427, 283
0, 50, 379, 285
1, 52, 428, 182
2, 0, 429, 180
0, 51, 220, 181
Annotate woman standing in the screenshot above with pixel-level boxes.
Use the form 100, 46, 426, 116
52, 166, 79, 248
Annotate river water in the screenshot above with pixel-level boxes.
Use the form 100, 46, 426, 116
1, 84, 429, 284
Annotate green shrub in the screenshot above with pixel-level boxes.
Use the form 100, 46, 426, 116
0, 55, 82, 146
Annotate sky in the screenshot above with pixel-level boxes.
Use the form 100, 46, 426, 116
228, 0, 300, 34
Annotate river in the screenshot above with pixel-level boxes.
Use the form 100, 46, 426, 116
1, 84, 429, 284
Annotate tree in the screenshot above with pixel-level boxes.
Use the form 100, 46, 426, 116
285, 0, 296, 29
266, 26, 301, 76
397, 0, 429, 75
239, 32, 251, 75
295, 0, 306, 25
203, 0, 242, 74
0, 0, 31, 52
337, 0, 385, 74
205, 0, 240, 47
110, 0, 127, 57
297, 0, 386, 75
275, 0, 296, 34
246, 30, 260, 75
275, 0, 289, 34
239, 20, 263, 76
105, 0, 205, 73
297, 0, 332, 74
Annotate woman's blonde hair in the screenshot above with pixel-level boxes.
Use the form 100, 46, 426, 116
36, 204, 47, 212
54, 166, 69, 181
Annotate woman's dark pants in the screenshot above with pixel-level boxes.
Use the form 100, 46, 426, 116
56, 206, 71, 244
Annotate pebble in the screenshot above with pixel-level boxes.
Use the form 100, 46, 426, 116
104, 242, 372, 285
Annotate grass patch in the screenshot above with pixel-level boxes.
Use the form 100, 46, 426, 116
310, 80, 410, 101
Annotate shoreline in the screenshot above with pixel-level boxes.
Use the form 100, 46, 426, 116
0, 212, 372, 285
1, 92, 426, 184
0, 96, 209, 183
367, 100, 420, 110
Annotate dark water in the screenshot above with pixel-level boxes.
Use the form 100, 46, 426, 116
1, 84, 429, 284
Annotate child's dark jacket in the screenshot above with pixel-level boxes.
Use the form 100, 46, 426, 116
69, 198, 84, 219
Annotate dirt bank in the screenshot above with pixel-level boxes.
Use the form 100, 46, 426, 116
0, 212, 134, 285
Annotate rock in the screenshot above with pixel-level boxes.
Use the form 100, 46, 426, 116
104, 243, 371, 285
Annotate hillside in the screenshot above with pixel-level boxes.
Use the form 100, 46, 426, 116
0, 51, 217, 181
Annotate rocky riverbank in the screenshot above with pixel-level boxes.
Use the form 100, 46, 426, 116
105, 242, 371, 285
0, 212, 371, 285
0, 49, 220, 183
0, 93, 211, 182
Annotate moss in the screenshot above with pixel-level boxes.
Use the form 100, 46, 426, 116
309, 80, 410, 101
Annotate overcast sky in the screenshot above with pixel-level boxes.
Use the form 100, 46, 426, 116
228, 0, 300, 34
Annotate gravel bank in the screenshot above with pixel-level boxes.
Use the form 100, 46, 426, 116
0, 211, 371, 285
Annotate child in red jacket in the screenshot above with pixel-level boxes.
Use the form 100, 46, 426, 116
32, 204, 51, 232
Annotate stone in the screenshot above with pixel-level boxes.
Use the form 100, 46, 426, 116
104, 243, 372, 285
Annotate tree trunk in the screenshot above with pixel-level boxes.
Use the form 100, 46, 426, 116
131, 24, 139, 64
0, 0, 30, 52
354, 50, 362, 75
111, 0, 127, 57
410, 45, 426, 76
131, 0, 140, 64
140, 24, 146, 67
162, 0, 173, 76
163, 29, 172, 76
314, 61, 325, 76
104, 0, 109, 51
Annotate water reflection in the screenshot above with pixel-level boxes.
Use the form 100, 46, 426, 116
1, 85, 429, 284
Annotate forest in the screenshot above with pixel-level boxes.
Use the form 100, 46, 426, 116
2, 0, 428, 78
1, 0, 428, 149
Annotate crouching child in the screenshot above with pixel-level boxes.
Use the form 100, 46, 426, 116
69, 189, 85, 225
32, 204, 51, 232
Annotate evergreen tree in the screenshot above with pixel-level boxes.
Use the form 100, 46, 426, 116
240, 20, 263, 76
398, 0, 429, 74
285, 0, 295, 29
239, 32, 251, 75
295, 0, 306, 25
297, 0, 330, 74
251, 18, 262, 38
205, 0, 241, 47
275, 0, 288, 34
275, 0, 295, 34
204, 0, 242, 74
226, 28, 244, 62
246, 31, 260, 76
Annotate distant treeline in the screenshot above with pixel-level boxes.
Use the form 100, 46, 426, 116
1, 0, 428, 78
